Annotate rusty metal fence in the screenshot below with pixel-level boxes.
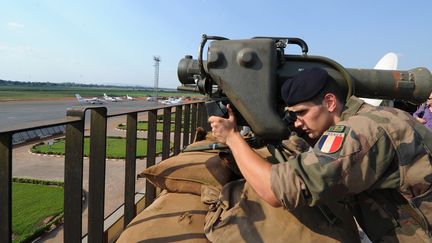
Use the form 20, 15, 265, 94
0, 101, 207, 243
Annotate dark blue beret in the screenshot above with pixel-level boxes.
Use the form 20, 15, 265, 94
281, 67, 333, 106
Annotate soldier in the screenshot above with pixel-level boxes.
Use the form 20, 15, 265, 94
209, 67, 432, 242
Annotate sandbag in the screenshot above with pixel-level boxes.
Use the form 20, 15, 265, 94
138, 149, 235, 195
203, 180, 361, 243
138, 130, 275, 196
117, 191, 210, 243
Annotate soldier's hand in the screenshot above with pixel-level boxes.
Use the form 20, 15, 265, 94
416, 117, 427, 124
282, 132, 311, 156
208, 104, 238, 144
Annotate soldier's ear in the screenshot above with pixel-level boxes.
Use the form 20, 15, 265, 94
323, 93, 337, 112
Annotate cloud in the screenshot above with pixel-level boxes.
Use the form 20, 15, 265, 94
7, 22, 24, 29
0, 43, 35, 55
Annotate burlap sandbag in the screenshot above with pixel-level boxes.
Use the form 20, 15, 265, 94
203, 180, 361, 243
117, 191, 210, 243
138, 149, 235, 195
138, 129, 274, 195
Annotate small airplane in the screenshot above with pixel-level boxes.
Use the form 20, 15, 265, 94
126, 95, 135, 101
146, 96, 157, 102
360, 52, 398, 106
103, 93, 123, 102
75, 94, 103, 104
160, 97, 184, 105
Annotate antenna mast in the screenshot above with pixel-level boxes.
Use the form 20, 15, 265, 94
153, 56, 161, 101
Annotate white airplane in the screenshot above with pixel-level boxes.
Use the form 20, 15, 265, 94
160, 97, 184, 105
360, 52, 398, 106
103, 93, 123, 102
160, 100, 172, 105
75, 94, 103, 104
146, 96, 157, 102
126, 95, 135, 101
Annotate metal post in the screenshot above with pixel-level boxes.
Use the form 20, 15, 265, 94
0, 132, 12, 243
153, 56, 161, 101
198, 102, 210, 131
145, 110, 157, 207
183, 104, 191, 147
190, 104, 198, 142
88, 108, 107, 243
124, 113, 137, 227
173, 106, 183, 155
64, 118, 85, 243
162, 108, 171, 160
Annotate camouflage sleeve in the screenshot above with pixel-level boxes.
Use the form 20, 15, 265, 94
271, 121, 399, 210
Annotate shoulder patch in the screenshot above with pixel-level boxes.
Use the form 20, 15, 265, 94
327, 125, 346, 133
317, 130, 345, 153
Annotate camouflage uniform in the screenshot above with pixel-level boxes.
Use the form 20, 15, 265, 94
271, 96, 432, 242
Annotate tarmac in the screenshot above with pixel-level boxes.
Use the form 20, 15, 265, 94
0, 98, 163, 128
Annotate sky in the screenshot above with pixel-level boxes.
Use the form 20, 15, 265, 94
0, 0, 431, 89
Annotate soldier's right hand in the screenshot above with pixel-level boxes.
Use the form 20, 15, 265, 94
208, 104, 238, 144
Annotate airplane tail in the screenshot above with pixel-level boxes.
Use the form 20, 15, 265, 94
374, 52, 398, 70
75, 94, 83, 101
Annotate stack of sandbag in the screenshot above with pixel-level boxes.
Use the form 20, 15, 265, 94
117, 133, 234, 242
118, 132, 361, 243
203, 180, 360, 243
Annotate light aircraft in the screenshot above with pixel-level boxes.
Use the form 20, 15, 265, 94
360, 52, 398, 106
126, 95, 135, 101
160, 97, 184, 105
75, 94, 103, 104
146, 96, 157, 102
103, 93, 123, 102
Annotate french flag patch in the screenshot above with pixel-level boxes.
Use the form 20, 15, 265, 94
317, 131, 345, 153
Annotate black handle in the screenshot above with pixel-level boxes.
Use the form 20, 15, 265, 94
253, 36, 309, 54
205, 101, 228, 118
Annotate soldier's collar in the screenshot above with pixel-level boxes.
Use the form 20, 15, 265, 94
340, 96, 365, 120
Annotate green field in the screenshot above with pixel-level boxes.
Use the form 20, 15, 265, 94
12, 182, 63, 243
0, 85, 202, 101
31, 137, 165, 159
117, 121, 175, 131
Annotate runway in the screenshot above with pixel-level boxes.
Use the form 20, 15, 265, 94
0, 98, 165, 129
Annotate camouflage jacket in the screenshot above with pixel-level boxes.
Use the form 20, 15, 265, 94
271, 96, 432, 241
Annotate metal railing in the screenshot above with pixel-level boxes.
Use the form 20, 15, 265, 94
0, 101, 208, 243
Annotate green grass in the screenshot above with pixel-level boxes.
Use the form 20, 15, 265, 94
31, 137, 165, 159
118, 112, 193, 131
118, 121, 178, 132
156, 113, 193, 122
12, 182, 63, 243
